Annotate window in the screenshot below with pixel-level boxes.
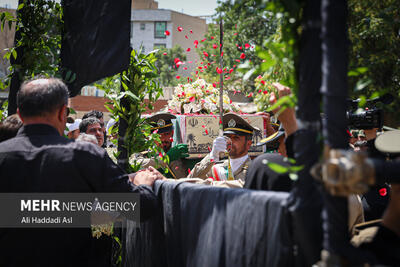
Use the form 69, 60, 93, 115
154, 43, 166, 49
154, 22, 167, 38
140, 23, 145, 30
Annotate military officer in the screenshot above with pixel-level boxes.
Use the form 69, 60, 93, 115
138, 113, 189, 179
188, 113, 258, 183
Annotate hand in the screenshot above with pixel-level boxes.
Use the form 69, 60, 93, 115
270, 83, 298, 136
129, 166, 166, 187
166, 144, 189, 162
210, 136, 227, 160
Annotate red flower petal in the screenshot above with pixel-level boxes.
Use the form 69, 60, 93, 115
189, 96, 195, 102
245, 43, 250, 49
229, 68, 234, 74
247, 92, 253, 98
263, 90, 268, 95
190, 30, 193, 34
379, 188, 387, 196
203, 51, 209, 57
216, 67, 223, 74
221, 52, 224, 57
163, 52, 167, 55
211, 36, 215, 39
212, 83, 216, 88
164, 30, 170, 36
261, 80, 266, 85
188, 168, 191, 174
240, 53, 246, 59
176, 75, 181, 79
235, 59, 241, 62
212, 44, 218, 49
177, 26, 183, 32
185, 35, 188, 39
205, 129, 209, 135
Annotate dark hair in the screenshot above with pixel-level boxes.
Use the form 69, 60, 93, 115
0, 114, 23, 142
17, 78, 69, 118
79, 117, 101, 133
82, 110, 103, 120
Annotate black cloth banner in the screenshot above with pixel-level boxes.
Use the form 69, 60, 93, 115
122, 180, 294, 267
61, 0, 131, 97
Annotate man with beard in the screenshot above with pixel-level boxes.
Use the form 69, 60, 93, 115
188, 113, 258, 184
138, 113, 189, 178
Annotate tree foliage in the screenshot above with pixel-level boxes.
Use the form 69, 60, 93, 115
196, 0, 278, 92
347, 0, 400, 125
155, 45, 186, 87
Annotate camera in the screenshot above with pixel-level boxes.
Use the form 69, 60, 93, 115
347, 108, 383, 129
347, 93, 393, 130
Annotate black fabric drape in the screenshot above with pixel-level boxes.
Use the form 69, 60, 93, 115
287, 0, 324, 265
122, 180, 294, 267
61, 0, 131, 97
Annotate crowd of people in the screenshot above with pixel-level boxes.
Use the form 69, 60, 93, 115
0, 77, 398, 266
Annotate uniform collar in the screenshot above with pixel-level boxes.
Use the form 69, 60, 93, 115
17, 124, 61, 137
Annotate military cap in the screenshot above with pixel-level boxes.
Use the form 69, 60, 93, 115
375, 130, 400, 154
256, 124, 285, 146
223, 113, 258, 136
147, 113, 176, 133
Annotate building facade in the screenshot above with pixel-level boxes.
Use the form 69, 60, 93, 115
130, 9, 207, 77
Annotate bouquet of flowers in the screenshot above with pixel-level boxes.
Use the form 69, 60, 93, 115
168, 79, 240, 114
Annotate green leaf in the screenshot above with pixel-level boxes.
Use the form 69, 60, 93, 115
354, 79, 372, 92
266, 162, 289, 174
17, 3, 24, 10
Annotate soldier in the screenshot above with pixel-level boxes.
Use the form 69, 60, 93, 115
188, 113, 258, 183
138, 113, 189, 179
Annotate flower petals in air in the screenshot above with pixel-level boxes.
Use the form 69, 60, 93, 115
176, 75, 181, 79
245, 43, 250, 49
177, 26, 183, 32
164, 30, 170, 36
186, 48, 191, 52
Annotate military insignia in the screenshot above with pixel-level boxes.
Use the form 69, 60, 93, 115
157, 119, 166, 127
228, 119, 236, 128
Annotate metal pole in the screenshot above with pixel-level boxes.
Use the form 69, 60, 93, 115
219, 18, 224, 135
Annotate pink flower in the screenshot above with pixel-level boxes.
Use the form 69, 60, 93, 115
203, 51, 209, 57
240, 53, 246, 59
190, 30, 193, 34
229, 68, 234, 74
185, 35, 188, 39
186, 48, 191, 52
163, 52, 167, 55
212, 44, 218, 49
247, 92, 253, 98
164, 30, 170, 36
210, 36, 215, 39
216, 67, 223, 74
261, 80, 266, 85
189, 96, 195, 102
212, 83, 216, 88
245, 43, 250, 49
177, 26, 183, 32
176, 75, 181, 79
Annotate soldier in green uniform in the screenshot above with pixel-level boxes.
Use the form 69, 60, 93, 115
138, 113, 189, 179
188, 113, 258, 183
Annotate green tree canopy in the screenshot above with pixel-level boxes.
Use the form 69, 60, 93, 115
195, 0, 277, 93
155, 45, 186, 87
348, 0, 400, 125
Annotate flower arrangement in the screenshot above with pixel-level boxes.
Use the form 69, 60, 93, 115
168, 79, 240, 114
253, 75, 278, 112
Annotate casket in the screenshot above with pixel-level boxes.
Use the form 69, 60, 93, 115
173, 114, 266, 158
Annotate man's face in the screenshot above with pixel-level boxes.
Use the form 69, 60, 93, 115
159, 130, 174, 152
86, 123, 104, 146
225, 134, 252, 159
98, 117, 106, 133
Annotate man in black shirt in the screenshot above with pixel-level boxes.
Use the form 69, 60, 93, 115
0, 78, 162, 267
